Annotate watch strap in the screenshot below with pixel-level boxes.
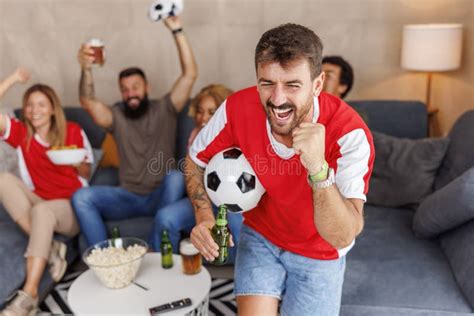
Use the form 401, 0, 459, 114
309, 168, 335, 189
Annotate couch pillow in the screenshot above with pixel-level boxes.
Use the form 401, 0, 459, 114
90, 148, 103, 180
367, 132, 449, 208
99, 133, 119, 168
0, 141, 18, 176
413, 167, 474, 238
435, 110, 474, 190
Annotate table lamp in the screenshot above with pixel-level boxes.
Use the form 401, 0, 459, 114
401, 24, 463, 114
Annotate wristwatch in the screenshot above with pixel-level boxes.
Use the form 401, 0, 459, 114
308, 166, 335, 190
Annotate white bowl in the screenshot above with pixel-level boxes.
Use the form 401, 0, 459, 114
46, 148, 87, 165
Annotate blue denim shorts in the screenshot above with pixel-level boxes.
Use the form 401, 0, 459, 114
234, 225, 346, 316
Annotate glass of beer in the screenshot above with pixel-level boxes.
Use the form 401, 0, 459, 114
87, 38, 105, 67
180, 238, 201, 275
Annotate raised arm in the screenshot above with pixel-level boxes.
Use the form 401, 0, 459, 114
164, 16, 198, 112
184, 155, 221, 261
293, 123, 366, 249
0, 114, 6, 136
77, 44, 113, 129
0, 68, 30, 134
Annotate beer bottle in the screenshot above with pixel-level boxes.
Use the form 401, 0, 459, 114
111, 226, 122, 248
211, 205, 231, 265
161, 229, 174, 269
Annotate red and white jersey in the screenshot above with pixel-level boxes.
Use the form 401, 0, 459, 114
1, 116, 93, 200
189, 87, 374, 260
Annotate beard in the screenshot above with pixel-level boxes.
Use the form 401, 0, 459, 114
265, 99, 312, 136
123, 94, 150, 119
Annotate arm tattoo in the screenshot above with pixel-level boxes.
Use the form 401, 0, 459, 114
79, 69, 95, 100
185, 159, 212, 213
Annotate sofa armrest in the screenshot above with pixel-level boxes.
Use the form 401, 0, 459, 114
440, 220, 474, 309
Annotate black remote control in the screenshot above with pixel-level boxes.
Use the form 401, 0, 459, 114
149, 298, 192, 315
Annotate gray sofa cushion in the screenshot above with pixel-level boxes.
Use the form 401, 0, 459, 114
349, 100, 428, 139
367, 132, 449, 208
0, 204, 79, 306
0, 221, 27, 305
435, 110, 474, 190
89, 167, 119, 186
413, 167, 474, 238
343, 205, 472, 313
90, 148, 103, 179
440, 220, 474, 310
341, 305, 474, 316
0, 141, 18, 176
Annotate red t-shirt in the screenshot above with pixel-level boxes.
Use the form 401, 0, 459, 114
1, 116, 93, 200
189, 87, 375, 259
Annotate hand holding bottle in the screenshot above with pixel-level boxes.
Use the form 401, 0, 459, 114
190, 216, 234, 262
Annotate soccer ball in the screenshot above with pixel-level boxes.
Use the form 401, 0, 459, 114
205, 148, 265, 213
148, 0, 183, 22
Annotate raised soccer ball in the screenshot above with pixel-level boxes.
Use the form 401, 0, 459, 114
148, 0, 183, 22
205, 147, 265, 213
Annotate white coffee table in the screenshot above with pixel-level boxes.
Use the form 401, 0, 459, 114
68, 253, 211, 315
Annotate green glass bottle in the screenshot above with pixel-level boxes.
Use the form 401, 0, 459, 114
211, 205, 231, 265
161, 229, 173, 269
111, 226, 122, 248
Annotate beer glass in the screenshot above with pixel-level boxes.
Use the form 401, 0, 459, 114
87, 38, 105, 67
180, 238, 201, 275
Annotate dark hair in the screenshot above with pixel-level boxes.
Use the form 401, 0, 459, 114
118, 67, 147, 83
322, 56, 354, 99
255, 23, 323, 80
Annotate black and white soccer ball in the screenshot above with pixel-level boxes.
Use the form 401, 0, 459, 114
148, 0, 183, 22
204, 147, 265, 213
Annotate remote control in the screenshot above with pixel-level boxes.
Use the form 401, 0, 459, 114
149, 298, 192, 315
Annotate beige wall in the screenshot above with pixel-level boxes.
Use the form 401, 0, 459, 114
1, 0, 472, 135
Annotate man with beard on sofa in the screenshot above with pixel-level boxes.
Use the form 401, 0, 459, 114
72, 15, 197, 251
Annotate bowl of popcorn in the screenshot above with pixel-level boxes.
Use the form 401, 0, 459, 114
83, 237, 148, 289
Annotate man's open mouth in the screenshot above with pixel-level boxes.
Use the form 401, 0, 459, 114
272, 107, 294, 122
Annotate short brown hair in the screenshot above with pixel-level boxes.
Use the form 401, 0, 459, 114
22, 84, 66, 148
188, 84, 233, 119
255, 23, 323, 80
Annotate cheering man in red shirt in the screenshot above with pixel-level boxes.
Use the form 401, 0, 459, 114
185, 24, 374, 315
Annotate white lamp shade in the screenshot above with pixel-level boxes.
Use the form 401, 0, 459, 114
401, 24, 463, 72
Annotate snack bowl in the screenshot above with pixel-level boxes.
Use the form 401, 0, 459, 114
46, 148, 87, 165
82, 237, 148, 289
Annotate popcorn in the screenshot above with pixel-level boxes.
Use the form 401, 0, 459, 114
85, 244, 147, 289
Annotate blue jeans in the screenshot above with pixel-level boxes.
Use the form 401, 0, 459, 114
235, 225, 346, 316
153, 196, 243, 264
72, 170, 185, 250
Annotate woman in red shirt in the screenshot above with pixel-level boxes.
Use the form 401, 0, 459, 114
0, 68, 93, 316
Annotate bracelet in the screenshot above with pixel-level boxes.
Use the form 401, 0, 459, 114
172, 28, 183, 35
308, 161, 329, 183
